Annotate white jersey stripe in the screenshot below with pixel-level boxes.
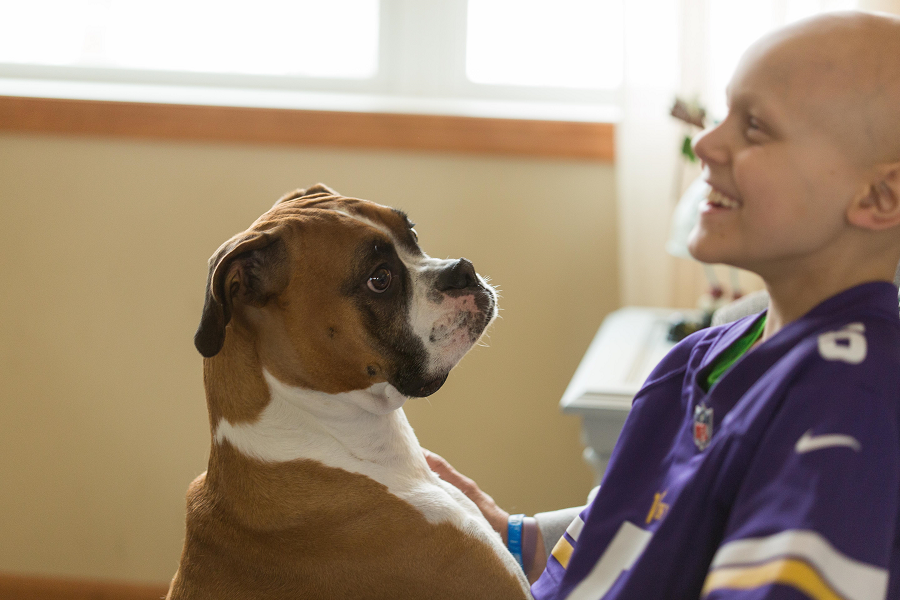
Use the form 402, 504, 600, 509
566, 522, 652, 600
708, 530, 888, 600
566, 516, 585, 542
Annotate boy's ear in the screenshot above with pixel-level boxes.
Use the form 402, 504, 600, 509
848, 162, 900, 230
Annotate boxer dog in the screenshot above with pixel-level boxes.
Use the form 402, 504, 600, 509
167, 185, 529, 599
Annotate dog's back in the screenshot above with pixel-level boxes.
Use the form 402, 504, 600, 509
168, 446, 527, 599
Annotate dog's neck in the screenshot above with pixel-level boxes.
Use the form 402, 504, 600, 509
200, 332, 442, 520
213, 369, 427, 474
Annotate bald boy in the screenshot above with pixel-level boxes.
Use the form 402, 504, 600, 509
429, 11, 900, 600
688, 11, 900, 334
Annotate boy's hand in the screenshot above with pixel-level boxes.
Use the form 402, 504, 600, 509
425, 449, 549, 583
423, 449, 510, 542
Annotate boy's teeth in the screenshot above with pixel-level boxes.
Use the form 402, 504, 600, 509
707, 189, 739, 208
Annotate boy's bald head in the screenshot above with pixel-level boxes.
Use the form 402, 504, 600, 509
689, 9, 900, 297
737, 11, 900, 165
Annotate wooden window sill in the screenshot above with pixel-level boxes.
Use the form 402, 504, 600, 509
0, 95, 615, 161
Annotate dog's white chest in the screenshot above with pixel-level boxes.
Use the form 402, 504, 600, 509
213, 370, 526, 590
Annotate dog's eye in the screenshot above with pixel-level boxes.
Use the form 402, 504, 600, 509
367, 267, 392, 293
410, 228, 418, 242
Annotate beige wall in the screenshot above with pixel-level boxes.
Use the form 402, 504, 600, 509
0, 132, 619, 584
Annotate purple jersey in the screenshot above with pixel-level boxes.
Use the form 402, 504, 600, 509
533, 282, 900, 600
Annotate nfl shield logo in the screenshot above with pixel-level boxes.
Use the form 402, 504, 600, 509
693, 404, 714, 451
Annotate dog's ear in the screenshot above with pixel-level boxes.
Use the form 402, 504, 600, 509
194, 228, 290, 358
275, 183, 339, 206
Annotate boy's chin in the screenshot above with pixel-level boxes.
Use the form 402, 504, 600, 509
686, 236, 719, 264
687, 237, 742, 270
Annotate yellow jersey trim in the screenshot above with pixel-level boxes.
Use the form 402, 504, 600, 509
551, 536, 575, 569
703, 558, 842, 600
707, 530, 887, 600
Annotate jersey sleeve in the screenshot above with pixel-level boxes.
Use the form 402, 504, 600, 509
703, 349, 900, 600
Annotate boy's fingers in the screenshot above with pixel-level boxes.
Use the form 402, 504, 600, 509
423, 449, 457, 478
424, 450, 477, 495
422, 449, 510, 538
423, 449, 449, 474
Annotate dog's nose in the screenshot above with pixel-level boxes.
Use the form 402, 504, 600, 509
436, 258, 478, 291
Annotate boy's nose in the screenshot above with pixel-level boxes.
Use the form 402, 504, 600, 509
692, 125, 728, 166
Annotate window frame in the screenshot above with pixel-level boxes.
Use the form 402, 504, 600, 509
0, 0, 619, 159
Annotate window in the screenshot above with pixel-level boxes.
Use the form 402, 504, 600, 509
0, 0, 379, 78
466, 0, 623, 90
0, 0, 623, 121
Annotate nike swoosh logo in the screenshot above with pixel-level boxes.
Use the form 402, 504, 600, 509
795, 430, 861, 454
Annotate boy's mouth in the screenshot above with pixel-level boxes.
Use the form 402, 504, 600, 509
706, 188, 740, 209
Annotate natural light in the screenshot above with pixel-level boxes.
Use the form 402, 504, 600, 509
0, 0, 856, 117
0, 0, 380, 79
465, 0, 624, 89
705, 0, 858, 116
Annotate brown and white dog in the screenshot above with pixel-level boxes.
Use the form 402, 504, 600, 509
167, 185, 530, 600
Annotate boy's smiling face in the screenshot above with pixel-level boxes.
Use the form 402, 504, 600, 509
687, 12, 900, 280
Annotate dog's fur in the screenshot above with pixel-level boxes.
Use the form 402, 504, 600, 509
166, 185, 529, 599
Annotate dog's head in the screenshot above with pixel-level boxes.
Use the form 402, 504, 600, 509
195, 184, 497, 399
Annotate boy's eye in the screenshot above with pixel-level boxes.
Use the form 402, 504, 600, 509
745, 116, 767, 140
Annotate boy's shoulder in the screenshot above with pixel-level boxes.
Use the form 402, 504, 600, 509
642, 312, 760, 385
785, 282, 900, 380
722, 281, 898, 369
781, 307, 900, 419
743, 282, 900, 423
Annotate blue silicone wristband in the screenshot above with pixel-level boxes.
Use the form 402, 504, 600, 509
507, 513, 525, 570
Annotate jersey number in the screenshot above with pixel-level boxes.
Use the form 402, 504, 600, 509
817, 323, 867, 364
